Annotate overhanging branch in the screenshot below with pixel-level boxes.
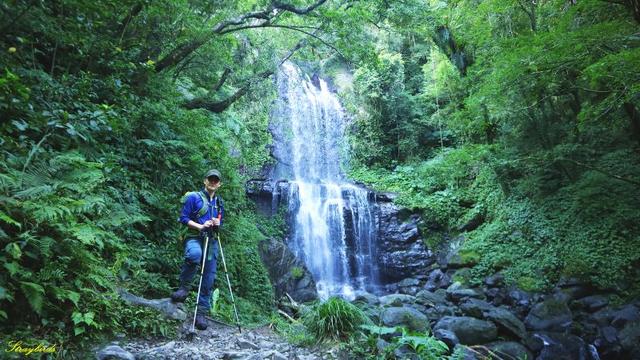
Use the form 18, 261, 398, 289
155, 0, 328, 72
183, 38, 307, 113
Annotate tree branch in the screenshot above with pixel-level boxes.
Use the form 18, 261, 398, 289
118, 2, 144, 44
263, 24, 346, 59
183, 38, 307, 113
212, 68, 231, 92
556, 157, 640, 187
155, 0, 328, 72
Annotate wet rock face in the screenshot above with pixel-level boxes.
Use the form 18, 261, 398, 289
245, 179, 290, 217
257, 237, 317, 302
376, 202, 434, 282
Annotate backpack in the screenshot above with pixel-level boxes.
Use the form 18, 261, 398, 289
179, 191, 223, 240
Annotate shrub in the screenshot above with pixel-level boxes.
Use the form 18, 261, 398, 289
290, 266, 304, 280
302, 297, 371, 342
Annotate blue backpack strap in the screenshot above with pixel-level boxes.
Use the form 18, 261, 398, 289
181, 191, 208, 219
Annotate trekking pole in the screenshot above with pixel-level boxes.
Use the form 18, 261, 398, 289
189, 232, 210, 335
216, 230, 242, 333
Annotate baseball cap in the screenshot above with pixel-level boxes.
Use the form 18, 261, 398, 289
204, 169, 222, 181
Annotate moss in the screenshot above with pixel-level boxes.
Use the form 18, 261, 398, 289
516, 276, 540, 292
452, 268, 473, 285
459, 250, 481, 265
290, 266, 304, 280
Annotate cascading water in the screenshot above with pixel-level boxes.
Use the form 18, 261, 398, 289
271, 62, 379, 299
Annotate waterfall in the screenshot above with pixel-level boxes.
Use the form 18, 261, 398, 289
271, 62, 379, 299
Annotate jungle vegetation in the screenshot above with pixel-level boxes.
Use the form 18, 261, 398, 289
1, 0, 639, 355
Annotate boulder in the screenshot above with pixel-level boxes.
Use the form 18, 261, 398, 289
375, 192, 398, 202
485, 287, 507, 306
393, 344, 420, 360
611, 304, 639, 328
478, 341, 534, 360
378, 243, 434, 281
572, 295, 609, 313
485, 307, 527, 340
594, 326, 622, 359
397, 277, 422, 295
446, 282, 484, 302
525, 298, 572, 332
459, 299, 494, 318
619, 321, 640, 355
97, 345, 135, 360
352, 291, 379, 306
381, 307, 429, 332
446, 250, 480, 269
452, 268, 473, 286
425, 268, 452, 291
507, 289, 533, 308
423, 304, 458, 322
398, 277, 421, 288
459, 299, 527, 340
416, 290, 448, 306
592, 307, 616, 327
434, 316, 498, 345
379, 294, 415, 307
434, 329, 459, 349
257, 238, 317, 302
484, 272, 505, 287
530, 332, 590, 360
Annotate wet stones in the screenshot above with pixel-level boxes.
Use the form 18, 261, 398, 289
525, 297, 573, 332
433, 316, 498, 345
381, 306, 430, 332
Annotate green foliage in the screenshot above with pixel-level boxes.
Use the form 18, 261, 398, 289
302, 296, 371, 342
269, 314, 315, 346
290, 266, 304, 280
344, 0, 640, 297
349, 324, 451, 360
0, 0, 280, 349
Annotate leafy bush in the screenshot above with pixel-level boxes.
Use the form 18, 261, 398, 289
290, 267, 304, 280
302, 297, 371, 342
350, 325, 450, 360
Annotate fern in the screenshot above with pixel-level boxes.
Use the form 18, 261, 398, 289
19, 281, 45, 315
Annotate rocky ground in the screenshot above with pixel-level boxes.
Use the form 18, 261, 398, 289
96, 318, 331, 360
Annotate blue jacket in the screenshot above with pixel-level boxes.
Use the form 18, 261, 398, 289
179, 190, 225, 231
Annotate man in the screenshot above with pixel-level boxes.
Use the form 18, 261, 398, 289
171, 169, 224, 330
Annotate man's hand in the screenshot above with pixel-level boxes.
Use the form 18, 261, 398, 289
200, 219, 220, 230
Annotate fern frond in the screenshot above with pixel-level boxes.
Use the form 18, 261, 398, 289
14, 184, 55, 199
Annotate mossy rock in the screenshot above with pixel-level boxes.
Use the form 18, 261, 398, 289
452, 268, 473, 286
449, 250, 481, 268
517, 276, 542, 292
290, 266, 304, 280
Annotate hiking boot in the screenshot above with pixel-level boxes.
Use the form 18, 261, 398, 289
171, 287, 189, 303
195, 312, 208, 330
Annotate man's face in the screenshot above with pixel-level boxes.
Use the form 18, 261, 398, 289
204, 176, 221, 192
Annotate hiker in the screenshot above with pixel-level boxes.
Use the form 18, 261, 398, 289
171, 169, 225, 330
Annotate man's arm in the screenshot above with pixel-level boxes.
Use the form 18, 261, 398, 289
179, 193, 211, 231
